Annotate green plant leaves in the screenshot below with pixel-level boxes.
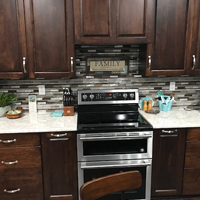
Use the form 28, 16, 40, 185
0, 93, 17, 107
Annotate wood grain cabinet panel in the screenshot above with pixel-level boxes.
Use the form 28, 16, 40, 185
116, 0, 145, 36
74, 0, 155, 44
0, 175, 43, 200
0, 147, 42, 175
183, 128, 200, 195
185, 0, 200, 76
151, 129, 186, 196
24, 0, 75, 78
0, 0, 27, 79
183, 169, 200, 195
81, 0, 110, 37
0, 133, 40, 148
42, 133, 78, 200
146, 0, 189, 76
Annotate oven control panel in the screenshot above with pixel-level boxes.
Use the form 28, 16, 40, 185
82, 92, 135, 101
78, 89, 139, 104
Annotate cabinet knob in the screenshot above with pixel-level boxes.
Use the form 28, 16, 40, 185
148, 56, 151, 70
71, 57, 74, 73
4, 188, 20, 194
192, 55, 196, 70
23, 57, 27, 73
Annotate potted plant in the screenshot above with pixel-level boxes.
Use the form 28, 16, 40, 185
0, 93, 18, 117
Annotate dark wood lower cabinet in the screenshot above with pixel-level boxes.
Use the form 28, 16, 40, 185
0, 133, 43, 200
0, 175, 43, 200
183, 128, 200, 195
151, 129, 186, 196
41, 132, 78, 200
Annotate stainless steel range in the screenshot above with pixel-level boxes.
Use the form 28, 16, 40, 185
77, 89, 153, 200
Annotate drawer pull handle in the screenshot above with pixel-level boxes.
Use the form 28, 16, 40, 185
23, 57, 27, 73
192, 55, 196, 70
148, 56, 151, 70
71, 57, 74, 72
51, 133, 68, 138
4, 188, 20, 194
1, 160, 18, 165
0, 139, 17, 144
162, 130, 177, 134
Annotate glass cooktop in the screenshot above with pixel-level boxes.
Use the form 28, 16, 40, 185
77, 104, 153, 132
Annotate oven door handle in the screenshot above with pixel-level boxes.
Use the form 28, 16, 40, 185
80, 136, 152, 141
80, 160, 151, 169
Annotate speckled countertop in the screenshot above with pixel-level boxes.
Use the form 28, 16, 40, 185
139, 109, 200, 129
0, 112, 77, 134
1, 109, 200, 134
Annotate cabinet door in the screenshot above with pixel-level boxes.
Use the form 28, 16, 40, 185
183, 128, 200, 195
0, 0, 27, 79
151, 129, 186, 196
186, 0, 200, 76
41, 133, 78, 200
74, 0, 155, 44
24, 0, 75, 78
146, 0, 189, 76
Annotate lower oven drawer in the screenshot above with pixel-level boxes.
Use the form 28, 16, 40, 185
78, 160, 152, 200
0, 175, 43, 200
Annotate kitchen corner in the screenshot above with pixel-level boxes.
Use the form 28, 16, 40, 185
139, 108, 200, 129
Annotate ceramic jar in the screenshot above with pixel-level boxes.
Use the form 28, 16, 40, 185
0, 105, 11, 117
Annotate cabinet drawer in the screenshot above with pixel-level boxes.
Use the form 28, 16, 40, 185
183, 169, 200, 195
0, 134, 40, 147
187, 129, 200, 141
0, 175, 43, 200
0, 147, 42, 175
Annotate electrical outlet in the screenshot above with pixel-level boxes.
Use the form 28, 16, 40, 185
38, 85, 45, 95
170, 82, 175, 91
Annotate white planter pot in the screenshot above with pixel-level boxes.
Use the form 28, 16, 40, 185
0, 106, 11, 117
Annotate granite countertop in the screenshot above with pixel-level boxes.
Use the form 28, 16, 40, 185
1, 109, 200, 134
139, 109, 200, 129
0, 112, 77, 134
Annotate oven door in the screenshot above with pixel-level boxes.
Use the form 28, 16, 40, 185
77, 132, 153, 162
78, 159, 152, 200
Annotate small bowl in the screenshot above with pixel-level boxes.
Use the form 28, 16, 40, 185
16, 107, 23, 112
6, 110, 22, 119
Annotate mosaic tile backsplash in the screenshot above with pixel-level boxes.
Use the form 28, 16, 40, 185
0, 45, 200, 111
0, 76, 200, 112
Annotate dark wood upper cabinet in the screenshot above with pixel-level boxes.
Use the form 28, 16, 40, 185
151, 129, 186, 196
41, 133, 78, 200
24, 0, 75, 78
0, 0, 27, 79
74, 0, 155, 44
185, 0, 200, 76
146, 0, 189, 76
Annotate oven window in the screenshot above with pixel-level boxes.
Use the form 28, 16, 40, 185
83, 139, 147, 156
84, 167, 146, 200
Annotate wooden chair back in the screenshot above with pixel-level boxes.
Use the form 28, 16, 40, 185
80, 170, 142, 200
